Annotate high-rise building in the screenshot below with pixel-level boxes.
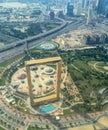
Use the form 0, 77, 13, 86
86, 2, 96, 24
49, 10, 55, 20
106, 12, 108, 18
82, 0, 85, 8
97, 0, 107, 15
46, 5, 50, 11
87, 4, 91, 24
96, 0, 99, 7
67, 2, 74, 17
76, 1, 82, 16
84, 0, 90, 9
58, 10, 64, 19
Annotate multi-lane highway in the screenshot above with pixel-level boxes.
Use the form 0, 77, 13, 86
0, 19, 85, 63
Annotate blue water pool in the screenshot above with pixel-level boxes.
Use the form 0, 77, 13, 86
40, 104, 56, 113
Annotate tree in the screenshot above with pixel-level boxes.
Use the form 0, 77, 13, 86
46, 124, 49, 129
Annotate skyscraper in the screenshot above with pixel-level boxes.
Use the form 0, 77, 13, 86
87, 4, 91, 24
84, 0, 90, 9
96, 0, 99, 7
67, 2, 74, 17
49, 10, 55, 20
97, 0, 107, 15
87, 2, 96, 24
82, 0, 85, 8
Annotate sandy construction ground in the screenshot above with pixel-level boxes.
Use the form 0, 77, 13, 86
68, 116, 108, 130
97, 116, 108, 128
68, 125, 94, 130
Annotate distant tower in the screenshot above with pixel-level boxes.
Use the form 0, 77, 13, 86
76, 1, 82, 16
67, 2, 74, 17
106, 12, 108, 18
46, 5, 50, 11
97, 0, 107, 15
87, 5, 91, 24
82, 0, 85, 8
58, 11, 64, 19
96, 0, 99, 7
49, 11, 55, 20
87, 2, 96, 25
84, 0, 90, 9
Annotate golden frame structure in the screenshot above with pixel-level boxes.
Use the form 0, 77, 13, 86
25, 57, 61, 106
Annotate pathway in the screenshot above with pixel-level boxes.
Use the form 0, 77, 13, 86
71, 64, 83, 72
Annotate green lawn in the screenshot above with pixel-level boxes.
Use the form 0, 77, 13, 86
88, 61, 108, 72
0, 54, 24, 85
44, 23, 60, 30
63, 109, 74, 115
0, 126, 6, 130
59, 47, 108, 112
27, 125, 46, 130
10, 97, 31, 114
69, 59, 108, 94
0, 54, 24, 68
0, 67, 5, 73
96, 62, 108, 72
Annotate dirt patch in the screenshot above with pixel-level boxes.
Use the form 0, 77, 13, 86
103, 66, 108, 70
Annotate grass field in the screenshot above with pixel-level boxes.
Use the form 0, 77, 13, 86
44, 23, 60, 30
59, 47, 108, 112
88, 61, 108, 72
10, 96, 31, 114
69, 59, 108, 94
0, 54, 24, 68
14, 26, 29, 33
0, 54, 24, 85
0, 126, 6, 130
63, 109, 74, 115
27, 125, 46, 130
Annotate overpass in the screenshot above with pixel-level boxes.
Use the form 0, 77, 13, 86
0, 20, 67, 52
0, 18, 85, 63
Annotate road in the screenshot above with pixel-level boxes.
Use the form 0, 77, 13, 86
0, 19, 85, 63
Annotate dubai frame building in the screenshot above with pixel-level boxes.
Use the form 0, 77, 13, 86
25, 57, 62, 106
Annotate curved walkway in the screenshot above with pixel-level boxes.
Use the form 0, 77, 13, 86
71, 64, 83, 73
94, 62, 104, 73
88, 62, 107, 73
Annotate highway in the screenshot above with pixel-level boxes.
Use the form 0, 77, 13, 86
0, 19, 85, 63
